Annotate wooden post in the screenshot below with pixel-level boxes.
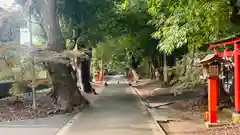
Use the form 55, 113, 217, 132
97, 71, 100, 81
101, 71, 104, 81
208, 77, 219, 123
234, 43, 240, 113
100, 55, 104, 82
131, 70, 134, 82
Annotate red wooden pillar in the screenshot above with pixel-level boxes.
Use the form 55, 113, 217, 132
208, 77, 219, 123
131, 70, 134, 82
97, 71, 100, 81
234, 43, 240, 113
101, 71, 104, 81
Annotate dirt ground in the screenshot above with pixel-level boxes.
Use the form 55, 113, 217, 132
0, 84, 104, 122
134, 79, 240, 135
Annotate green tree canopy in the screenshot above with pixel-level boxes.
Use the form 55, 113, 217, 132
147, 0, 240, 54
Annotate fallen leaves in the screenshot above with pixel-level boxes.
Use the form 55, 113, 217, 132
0, 95, 60, 122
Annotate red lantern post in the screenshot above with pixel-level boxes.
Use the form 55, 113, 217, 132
208, 77, 219, 123
200, 54, 225, 125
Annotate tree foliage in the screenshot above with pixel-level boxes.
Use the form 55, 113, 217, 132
57, 0, 123, 47
169, 52, 206, 93
12, 0, 240, 86
148, 0, 240, 54
93, 0, 160, 73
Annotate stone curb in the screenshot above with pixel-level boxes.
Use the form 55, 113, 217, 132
54, 112, 82, 135
131, 86, 167, 135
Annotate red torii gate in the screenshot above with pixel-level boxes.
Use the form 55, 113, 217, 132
208, 36, 240, 123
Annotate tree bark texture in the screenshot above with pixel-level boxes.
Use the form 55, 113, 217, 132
48, 64, 88, 112
41, 0, 88, 112
80, 59, 92, 93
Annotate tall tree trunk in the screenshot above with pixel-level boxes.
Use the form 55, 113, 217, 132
150, 59, 155, 80
148, 58, 151, 78
45, 0, 87, 112
163, 53, 168, 83
75, 46, 94, 93
80, 59, 93, 93
156, 55, 162, 80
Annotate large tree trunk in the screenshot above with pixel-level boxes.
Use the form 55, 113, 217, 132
80, 58, 93, 93
44, 0, 88, 112
75, 46, 94, 93
48, 64, 88, 112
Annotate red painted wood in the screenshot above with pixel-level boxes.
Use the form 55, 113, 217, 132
234, 44, 240, 113
208, 38, 240, 115
208, 77, 218, 123
209, 37, 240, 48
131, 70, 134, 82
97, 71, 100, 81
217, 51, 234, 57
101, 72, 104, 81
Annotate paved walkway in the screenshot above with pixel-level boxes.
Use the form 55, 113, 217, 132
57, 79, 159, 135
0, 113, 74, 135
